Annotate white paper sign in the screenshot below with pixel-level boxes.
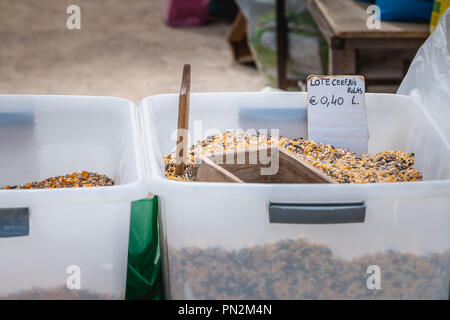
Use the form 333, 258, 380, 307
307, 75, 368, 153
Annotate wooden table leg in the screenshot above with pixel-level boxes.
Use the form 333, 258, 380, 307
328, 47, 356, 75
276, 0, 288, 90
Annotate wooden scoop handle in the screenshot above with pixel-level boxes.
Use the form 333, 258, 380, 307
175, 64, 191, 176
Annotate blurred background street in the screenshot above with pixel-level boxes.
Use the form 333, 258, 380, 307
0, 0, 264, 102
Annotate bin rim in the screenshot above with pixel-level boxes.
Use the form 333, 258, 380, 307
141, 91, 450, 202
0, 94, 148, 207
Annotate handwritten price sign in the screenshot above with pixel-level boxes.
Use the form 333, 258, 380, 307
307, 75, 368, 153
309, 94, 345, 107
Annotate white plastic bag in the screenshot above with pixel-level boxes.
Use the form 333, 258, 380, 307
398, 9, 450, 144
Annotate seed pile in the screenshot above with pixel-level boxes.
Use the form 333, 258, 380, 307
3, 171, 114, 189
163, 131, 422, 183
1, 286, 111, 300
284, 139, 421, 184
169, 239, 450, 300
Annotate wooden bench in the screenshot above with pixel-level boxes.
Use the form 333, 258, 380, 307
276, 0, 430, 89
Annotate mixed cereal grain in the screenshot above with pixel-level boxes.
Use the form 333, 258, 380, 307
2, 171, 114, 189
164, 131, 422, 183
169, 238, 450, 299
1, 286, 111, 300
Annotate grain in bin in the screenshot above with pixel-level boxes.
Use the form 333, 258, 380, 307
141, 91, 450, 299
0, 95, 147, 299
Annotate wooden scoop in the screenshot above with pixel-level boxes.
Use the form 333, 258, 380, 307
192, 146, 337, 184
173, 64, 335, 184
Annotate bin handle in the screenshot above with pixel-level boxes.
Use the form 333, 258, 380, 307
0, 208, 30, 238
269, 202, 365, 224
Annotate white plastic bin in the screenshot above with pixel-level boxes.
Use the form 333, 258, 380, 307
141, 92, 450, 300
0, 95, 147, 299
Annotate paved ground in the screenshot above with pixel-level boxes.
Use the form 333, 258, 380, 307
0, 0, 265, 103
